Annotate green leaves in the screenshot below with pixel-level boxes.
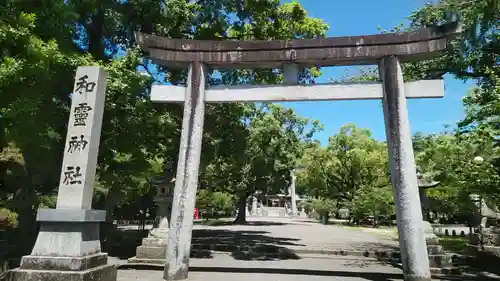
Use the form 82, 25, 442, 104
0, 208, 19, 229
196, 190, 234, 218
297, 124, 393, 224
413, 126, 500, 218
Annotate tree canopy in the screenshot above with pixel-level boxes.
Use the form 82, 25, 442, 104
1, 0, 499, 237
0, 0, 327, 234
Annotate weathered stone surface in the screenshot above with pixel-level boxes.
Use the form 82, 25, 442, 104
164, 63, 206, 281
380, 56, 431, 280
422, 221, 439, 243
126, 257, 165, 266
467, 244, 500, 257
148, 228, 169, 240
142, 237, 167, 247
150, 80, 445, 104
430, 267, 461, 275
36, 209, 106, 222
9, 66, 116, 281
428, 254, 452, 268
136, 246, 166, 260
425, 236, 440, 246
128, 237, 168, 265
56, 66, 108, 210
470, 232, 500, 246
426, 245, 443, 255
20, 253, 108, 271
31, 221, 101, 257
136, 22, 461, 68
8, 264, 116, 281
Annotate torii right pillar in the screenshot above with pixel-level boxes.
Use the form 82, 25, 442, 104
380, 56, 431, 281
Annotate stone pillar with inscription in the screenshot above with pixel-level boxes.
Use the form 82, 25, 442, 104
128, 167, 174, 265
9, 67, 116, 281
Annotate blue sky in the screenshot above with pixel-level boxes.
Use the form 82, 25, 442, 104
278, 0, 477, 144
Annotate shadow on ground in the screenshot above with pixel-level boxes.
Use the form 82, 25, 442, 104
195, 220, 291, 227
117, 266, 500, 281
188, 266, 500, 281
104, 228, 305, 261
191, 229, 304, 260
453, 253, 500, 277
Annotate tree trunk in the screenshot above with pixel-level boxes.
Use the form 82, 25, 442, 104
105, 188, 121, 222
321, 213, 329, 225
86, 3, 106, 60
101, 188, 119, 243
140, 209, 146, 231
234, 195, 247, 224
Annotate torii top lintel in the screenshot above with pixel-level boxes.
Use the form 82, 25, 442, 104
135, 22, 461, 69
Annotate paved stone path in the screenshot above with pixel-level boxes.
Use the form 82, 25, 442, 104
117, 253, 498, 281
112, 217, 499, 281
118, 254, 405, 281
191, 217, 399, 253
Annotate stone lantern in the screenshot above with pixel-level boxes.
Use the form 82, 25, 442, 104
467, 156, 500, 258
417, 167, 441, 227
151, 172, 174, 236
416, 167, 456, 273
128, 164, 175, 265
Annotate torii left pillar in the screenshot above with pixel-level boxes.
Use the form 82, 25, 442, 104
164, 62, 206, 280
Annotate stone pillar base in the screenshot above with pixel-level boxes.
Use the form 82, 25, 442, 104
8, 209, 116, 281
423, 221, 459, 274
8, 263, 116, 281
468, 231, 500, 256
466, 242, 500, 273
128, 235, 167, 266
467, 230, 500, 260
467, 244, 500, 257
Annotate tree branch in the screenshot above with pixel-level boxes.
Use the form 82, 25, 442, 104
427, 68, 488, 79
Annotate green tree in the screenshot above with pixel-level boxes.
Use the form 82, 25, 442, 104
351, 185, 394, 226
298, 124, 390, 218
1, 0, 329, 234
366, 0, 500, 224
413, 127, 500, 223
405, 0, 499, 144
210, 104, 320, 224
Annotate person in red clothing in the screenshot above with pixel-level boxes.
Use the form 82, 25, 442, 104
193, 208, 199, 220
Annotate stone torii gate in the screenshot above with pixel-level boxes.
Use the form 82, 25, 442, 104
135, 23, 460, 281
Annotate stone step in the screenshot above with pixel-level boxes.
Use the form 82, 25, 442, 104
9, 263, 117, 281
127, 257, 165, 266
136, 245, 167, 260
429, 254, 452, 268
142, 237, 167, 246
427, 244, 444, 255
467, 244, 500, 257
430, 267, 461, 275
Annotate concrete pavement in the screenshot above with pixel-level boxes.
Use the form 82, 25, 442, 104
116, 253, 499, 281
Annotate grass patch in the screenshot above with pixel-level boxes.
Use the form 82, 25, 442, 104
439, 235, 468, 253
